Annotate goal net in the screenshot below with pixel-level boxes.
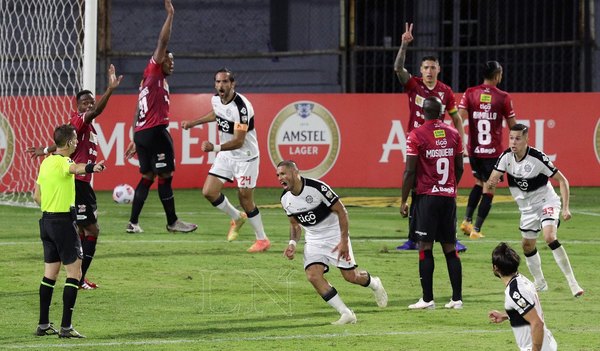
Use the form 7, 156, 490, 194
0, 1, 83, 206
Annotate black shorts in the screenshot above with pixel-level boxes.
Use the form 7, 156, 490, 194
469, 157, 500, 182
413, 195, 457, 244
40, 212, 83, 265
134, 125, 175, 174
75, 180, 97, 226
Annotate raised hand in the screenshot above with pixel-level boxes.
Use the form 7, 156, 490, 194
107, 64, 123, 90
402, 22, 414, 45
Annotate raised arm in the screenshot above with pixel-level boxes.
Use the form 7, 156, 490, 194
394, 22, 414, 86
84, 64, 123, 123
181, 111, 217, 130
153, 0, 174, 64
69, 160, 106, 175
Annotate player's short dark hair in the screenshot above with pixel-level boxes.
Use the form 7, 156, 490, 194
510, 123, 529, 135
423, 96, 443, 120
277, 160, 298, 170
76, 90, 93, 102
215, 67, 235, 82
492, 242, 520, 276
421, 56, 439, 64
482, 61, 502, 80
53, 124, 76, 147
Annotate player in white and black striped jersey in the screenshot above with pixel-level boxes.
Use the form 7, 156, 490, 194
489, 242, 557, 351
277, 160, 388, 325
181, 68, 269, 253
488, 124, 583, 297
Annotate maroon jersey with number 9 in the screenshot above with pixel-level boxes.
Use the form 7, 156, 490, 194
406, 119, 463, 197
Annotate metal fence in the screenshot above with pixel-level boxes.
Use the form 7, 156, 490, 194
2, 0, 597, 95
348, 0, 595, 93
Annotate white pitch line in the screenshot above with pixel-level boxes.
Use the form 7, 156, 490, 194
0, 329, 512, 349
2, 238, 600, 246
5, 326, 600, 349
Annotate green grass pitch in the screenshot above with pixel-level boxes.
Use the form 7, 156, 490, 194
1, 186, 598, 350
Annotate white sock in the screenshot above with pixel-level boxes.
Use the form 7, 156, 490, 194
525, 250, 546, 285
326, 293, 351, 315
248, 211, 267, 240
551, 245, 579, 286
215, 195, 241, 219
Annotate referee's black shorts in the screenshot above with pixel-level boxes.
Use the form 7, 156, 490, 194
134, 125, 175, 174
39, 211, 83, 265
413, 194, 457, 244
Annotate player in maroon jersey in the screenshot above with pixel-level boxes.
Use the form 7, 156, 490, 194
124, 0, 197, 234
27, 64, 123, 290
458, 61, 516, 239
394, 22, 466, 252
400, 96, 464, 309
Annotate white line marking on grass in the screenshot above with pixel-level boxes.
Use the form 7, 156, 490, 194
1, 329, 511, 349
5, 326, 600, 349
3, 239, 600, 246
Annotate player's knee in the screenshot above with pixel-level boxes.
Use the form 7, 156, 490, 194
84, 223, 100, 237
305, 269, 324, 284
522, 241, 535, 253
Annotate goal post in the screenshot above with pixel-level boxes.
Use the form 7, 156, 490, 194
0, 0, 97, 207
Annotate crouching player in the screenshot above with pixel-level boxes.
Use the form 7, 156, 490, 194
277, 160, 388, 325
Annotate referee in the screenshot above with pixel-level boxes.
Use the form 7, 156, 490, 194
33, 124, 105, 338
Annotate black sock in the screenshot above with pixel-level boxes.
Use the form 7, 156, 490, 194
419, 250, 435, 302
130, 177, 153, 224
465, 185, 483, 220
61, 278, 80, 328
158, 177, 177, 225
445, 250, 463, 301
474, 193, 493, 230
80, 236, 97, 283
361, 272, 372, 287
321, 287, 338, 301
39, 277, 56, 325
548, 240, 561, 250
524, 248, 538, 257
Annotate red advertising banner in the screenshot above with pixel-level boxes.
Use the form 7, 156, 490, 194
1, 93, 599, 191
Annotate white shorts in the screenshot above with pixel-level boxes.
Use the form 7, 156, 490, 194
519, 198, 561, 240
303, 238, 357, 272
208, 153, 259, 188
